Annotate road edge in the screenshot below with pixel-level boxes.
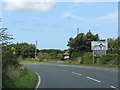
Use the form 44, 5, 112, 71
35, 72, 41, 89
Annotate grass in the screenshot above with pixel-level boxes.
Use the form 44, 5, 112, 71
41, 61, 119, 68
13, 70, 38, 88
20, 60, 40, 63
3, 66, 38, 89
20, 59, 119, 68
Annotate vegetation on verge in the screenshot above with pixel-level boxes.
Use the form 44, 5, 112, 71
3, 68, 37, 88
19, 31, 119, 67
1, 27, 38, 88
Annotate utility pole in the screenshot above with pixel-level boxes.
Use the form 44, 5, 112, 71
0, 43, 1, 90
35, 40, 38, 59
77, 27, 79, 35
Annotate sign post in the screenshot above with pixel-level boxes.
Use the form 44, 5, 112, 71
93, 50, 94, 64
91, 41, 108, 64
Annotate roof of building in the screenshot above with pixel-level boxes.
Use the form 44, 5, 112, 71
63, 51, 70, 56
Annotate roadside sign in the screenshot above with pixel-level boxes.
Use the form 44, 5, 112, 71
91, 41, 108, 64
91, 41, 108, 50
93, 50, 106, 56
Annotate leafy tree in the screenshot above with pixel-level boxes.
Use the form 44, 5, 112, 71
38, 49, 63, 60
107, 37, 119, 54
6, 43, 36, 59
0, 27, 18, 68
67, 30, 99, 53
0, 28, 13, 46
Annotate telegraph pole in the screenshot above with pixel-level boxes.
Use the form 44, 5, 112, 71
0, 18, 2, 90
77, 27, 79, 35
35, 40, 38, 59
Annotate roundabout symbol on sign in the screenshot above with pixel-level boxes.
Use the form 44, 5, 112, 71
99, 43, 104, 49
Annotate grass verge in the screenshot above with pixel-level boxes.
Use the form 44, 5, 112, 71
41, 61, 119, 68
20, 60, 40, 63
20, 60, 118, 68
13, 70, 38, 88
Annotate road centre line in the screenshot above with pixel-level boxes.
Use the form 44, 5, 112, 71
110, 86, 117, 89
86, 76, 101, 83
35, 72, 41, 89
59, 65, 69, 67
50, 67, 69, 72
61, 69, 69, 71
72, 72, 82, 75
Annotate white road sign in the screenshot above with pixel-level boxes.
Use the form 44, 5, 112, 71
91, 41, 108, 50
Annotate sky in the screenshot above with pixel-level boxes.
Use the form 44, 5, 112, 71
0, 1, 118, 50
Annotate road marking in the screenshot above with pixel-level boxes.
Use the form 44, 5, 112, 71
72, 72, 82, 75
110, 86, 116, 89
61, 69, 69, 71
59, 65, 69, 67
50, 67, 69, 72
35, 72, 41, 89
86, 76, 101, 83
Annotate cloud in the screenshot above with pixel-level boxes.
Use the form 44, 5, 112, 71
3, 0, 56, 12
96, 11, 118, 21
72, 0, 85, 7
62, 12, 85, 20
62, 11, 118, 23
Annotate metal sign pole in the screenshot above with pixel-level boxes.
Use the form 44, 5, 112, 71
93, 49, 94, 64
105, 50, 106, 56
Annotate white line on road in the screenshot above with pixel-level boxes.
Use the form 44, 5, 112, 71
35, 72, 41, 89
110, 86, 116, 89
50, 68, 68, 72
59, 65, 69, 67
86, 76, 101, 83
61, 69, 69, 71
72, 72, 82, 75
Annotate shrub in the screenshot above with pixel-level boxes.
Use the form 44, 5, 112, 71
70, 52, 82, 60
81, 52, 93, 64
96, 53, 119, 65
38, 55, 52, 60
2, 64, 27, 88
2, 51, 19, 69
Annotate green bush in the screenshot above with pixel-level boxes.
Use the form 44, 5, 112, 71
69, 51, 119, 66
2, 51, 19, 69
3, 69, 37, 88
38, 54, 63, 60
81, 52, 93, 64
2, 64, 27, 88
96, 53, 119, 65
38, 55, 52, 60
70, 52, 82, 60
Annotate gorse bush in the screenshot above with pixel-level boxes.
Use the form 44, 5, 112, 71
96, 54, 119, 65
2, 50, 19, 69
70, 52, 119, 65
80, 52, 93, 64
5, 43, 36, 59
70, 52, 82, 60
38, 55, 52, 60
38, 54, 63, 60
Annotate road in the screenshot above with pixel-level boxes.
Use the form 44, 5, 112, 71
23, 63, 118, 89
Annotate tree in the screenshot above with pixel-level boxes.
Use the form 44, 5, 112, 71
67, 30, 99, 53
107, 37, 120, 54
0, 24, 19, 69
6, 43, 36, 59
0, 28, 13, 46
